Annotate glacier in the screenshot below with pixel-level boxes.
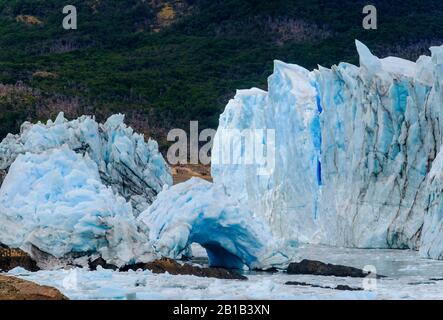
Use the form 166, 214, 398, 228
138, 178, 289, 270
212, 40, 443, 258
0, 146, 154, 267
0, 113, 283, 270
1, 39, 442, 270
0, 113, 172, 215
0, 113, 171, 266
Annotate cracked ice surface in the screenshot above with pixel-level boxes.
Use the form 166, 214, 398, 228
212, 40, 443, 257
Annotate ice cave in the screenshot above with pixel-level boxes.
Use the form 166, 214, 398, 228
138, 178, 288, 270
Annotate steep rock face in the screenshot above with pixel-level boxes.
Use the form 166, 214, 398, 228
0, 113, 172, 215
0, 247, 39, 272
211, 41, 443, 254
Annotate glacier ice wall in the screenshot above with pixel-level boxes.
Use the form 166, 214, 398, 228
212, 40, 443, 255
0, 113, 172, 214
420, 148, 443, 259
212, 63, 322, 244
138, 178, 289, 269
316, 41, 442, 249
0, 146, 154, 267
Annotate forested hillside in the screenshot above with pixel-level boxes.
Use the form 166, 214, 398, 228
0, 0, 442, 147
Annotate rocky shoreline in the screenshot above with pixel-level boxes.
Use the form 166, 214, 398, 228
0, 245, 388, 300
0, 275, 67, 300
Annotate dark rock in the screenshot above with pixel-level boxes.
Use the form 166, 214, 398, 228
89, 257, 118, 271
408, 281, 436, 285
121, 258, 247, 280
262, 267, 279, 273
120, 262, 146, 272
287, 259, 385, 278
335, 284, 363, 291
0, 247, 39, 272
0, 170, 6, 187
0, 275, 68, 300
286, 281, 363, 291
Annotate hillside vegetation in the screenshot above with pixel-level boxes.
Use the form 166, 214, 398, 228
0, 0, 442, 148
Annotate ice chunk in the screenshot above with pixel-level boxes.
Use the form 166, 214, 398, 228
138, 178, 288, 270
0, 146, 154, 267
381, 57, 416, 78
0, 113, 172, 214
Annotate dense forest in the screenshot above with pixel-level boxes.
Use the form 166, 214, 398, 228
0, 0, 442, 148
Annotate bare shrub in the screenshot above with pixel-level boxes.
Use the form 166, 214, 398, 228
214, 15, 333, 45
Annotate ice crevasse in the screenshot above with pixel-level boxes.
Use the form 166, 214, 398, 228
209, 40, 443, 258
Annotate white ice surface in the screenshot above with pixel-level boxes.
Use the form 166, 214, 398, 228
7, 246, 443, 300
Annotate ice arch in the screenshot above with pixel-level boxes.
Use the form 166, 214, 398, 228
138, 178, 288, 269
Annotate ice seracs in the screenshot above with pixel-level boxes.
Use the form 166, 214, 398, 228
0, 113, 171, 266
212, 61, 322, 244
420, 148, 443, 259
0, 113, 172, 214
138, 178, 289, 270
0, 146, 154, 267
211, 40, 443, 256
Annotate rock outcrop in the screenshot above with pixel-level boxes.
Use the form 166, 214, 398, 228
285, 281, 363, 291
0, 247, 39, 272
121, 258, 247, 280
0, 275, 67, 300
287, 259, 384, 278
